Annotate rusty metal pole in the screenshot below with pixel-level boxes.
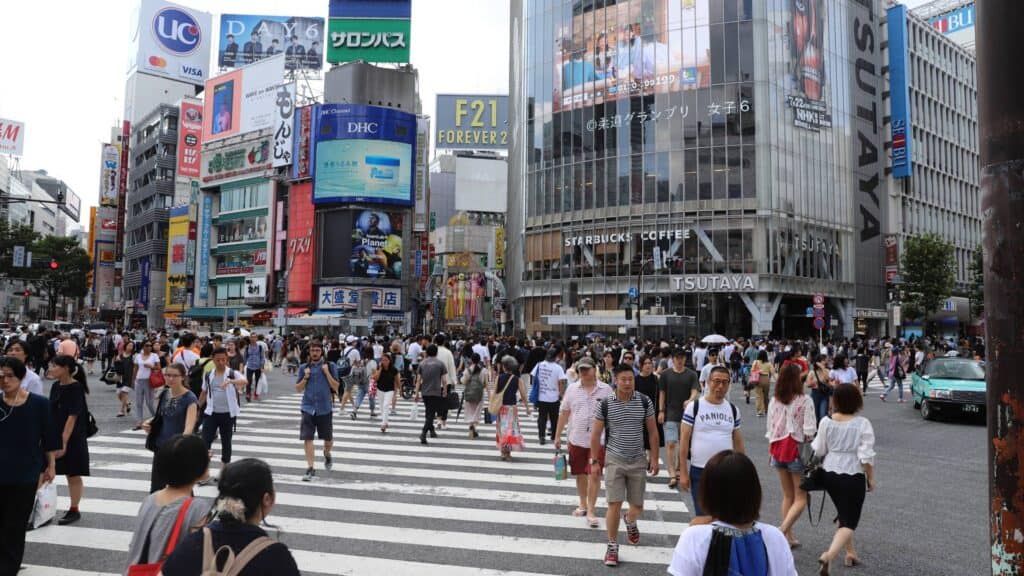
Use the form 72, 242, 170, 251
978, 1, 1024, 572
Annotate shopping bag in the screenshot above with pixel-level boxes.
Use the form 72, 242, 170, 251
263, 359, 273, 374
257, 373, 269, 396
409, 401, 420, 421
27, 482, 57, 530
553, 451, 568, 481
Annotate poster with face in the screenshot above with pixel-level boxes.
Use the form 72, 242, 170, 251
349, 210, 403, 279
786, 0, 831, 131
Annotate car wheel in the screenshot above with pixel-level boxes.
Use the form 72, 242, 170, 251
921, 399, 935, 421
913, 399, 921, 409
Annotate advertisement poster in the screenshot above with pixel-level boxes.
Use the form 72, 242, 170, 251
203, 54, 286, 143
273, 83, 296, 168
787, 0, 831, 131
216, 248, 268, 275
292, 105, 314, 180
435, 95, 507, 150
312, 104, 416, 206
216, 215, 268, 244
139, 256, 152, 308
177, 100, 203, 179
99, 143, 120, 206
0, 117, 25, 156
287, 182, 316, 304
218, 14, 324, 70
166, 205, 190, 308
131, 0, 213, 85
201, 135, 273, 185
350, 210, 403, 279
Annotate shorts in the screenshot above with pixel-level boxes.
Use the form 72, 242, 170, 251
663, 421, 680, 444
605, 453, 647, 506
568, 443, 604, 476
770, 455, 805, 473
300, 412, 333, 441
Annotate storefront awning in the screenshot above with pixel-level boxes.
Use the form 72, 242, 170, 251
181, 307, 247, 319
274, 307, 309, 318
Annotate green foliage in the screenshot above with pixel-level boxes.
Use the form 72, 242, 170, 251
0, 220, 41, 279
29, 235, 91, 319
968, 244, 984, 319
901, 233, 956, 321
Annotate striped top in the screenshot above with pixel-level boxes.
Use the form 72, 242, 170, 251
595, 391, 655, 461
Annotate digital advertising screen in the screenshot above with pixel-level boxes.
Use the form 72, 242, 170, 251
312, 104, 416, 206
320, 209, 404, 281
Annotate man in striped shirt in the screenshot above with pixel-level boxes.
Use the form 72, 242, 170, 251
591, 364, 659, 567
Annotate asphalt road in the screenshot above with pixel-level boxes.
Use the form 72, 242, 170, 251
23, 368, 987, 575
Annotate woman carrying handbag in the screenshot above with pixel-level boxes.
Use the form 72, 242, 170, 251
766, 364, 817, 549
750, 350, 776, 417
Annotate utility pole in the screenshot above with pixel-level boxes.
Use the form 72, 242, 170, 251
978, 1, 1024, 572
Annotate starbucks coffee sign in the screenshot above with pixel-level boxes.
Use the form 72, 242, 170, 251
564, 228, 690, 248
672, 274, 758, 292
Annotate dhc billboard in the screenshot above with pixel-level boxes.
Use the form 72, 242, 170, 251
888, 5, 913, 179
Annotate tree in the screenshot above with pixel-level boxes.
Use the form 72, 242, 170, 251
901, 233, 956, 332
0, 220, 41, 279
29, 236, 90, 320
968, 243, 985, 320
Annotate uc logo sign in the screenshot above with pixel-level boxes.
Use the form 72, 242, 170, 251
153, 7, 201, 55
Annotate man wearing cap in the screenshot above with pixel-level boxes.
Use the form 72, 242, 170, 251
554, 355, 611, 527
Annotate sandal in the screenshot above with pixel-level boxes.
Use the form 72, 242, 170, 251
668, 477, 678, 489
571, 507, 587, 517
587, 515, 599, 528
844, 555, 861, 567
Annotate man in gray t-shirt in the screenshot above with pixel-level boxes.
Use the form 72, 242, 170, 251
657, 349, 699, 488
414, 344, 448, 444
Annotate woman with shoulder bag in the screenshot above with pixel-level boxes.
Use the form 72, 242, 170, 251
461, 353, 489, 439
766, 364, 818, 549
375, 353, 401, 433
48, 355, 92, 526
133, 342, 160, 431
880, 347, 909, 403
751, 350, 776, 417
115, 340, 137, 418
813, 384, 875, 574
494, 356, 531, 461
806, 354, 832, 423
142, 363, 199, 493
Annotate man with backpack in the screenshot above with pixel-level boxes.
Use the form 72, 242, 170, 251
590, 364, 659, 567
296, 340, 340, 482
197, 348, 247, 481
678, 365, 745, 525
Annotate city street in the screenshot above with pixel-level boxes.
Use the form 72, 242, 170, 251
20, 369, 987, 575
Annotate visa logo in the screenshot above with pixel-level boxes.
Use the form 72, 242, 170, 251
181, 65, 204, 78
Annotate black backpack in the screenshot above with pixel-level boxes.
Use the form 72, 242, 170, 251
188, 358, 212, 396
599, 393, 654, 446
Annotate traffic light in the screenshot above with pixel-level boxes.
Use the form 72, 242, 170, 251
22, 290, 30, 297
49, 259, 58, 270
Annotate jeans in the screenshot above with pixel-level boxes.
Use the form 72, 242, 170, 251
811, 388, 830, 423
882, 378, 905, 401
380, 391, 395, 426
136, 380, 156, 425
688, 465, 705, 516
354, 384, 376, 415
422, 396, 445, 437
201, 412, 235, 464
0, 483, 36, 574
536, 400, 560, 441
245, 368, 262, 398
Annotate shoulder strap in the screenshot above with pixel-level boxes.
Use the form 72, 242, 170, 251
161, 497, 194, 559
226, 536, 276, 576
730, 401, 738, 422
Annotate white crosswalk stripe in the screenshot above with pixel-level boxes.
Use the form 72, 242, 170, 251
24, 391, 688, 575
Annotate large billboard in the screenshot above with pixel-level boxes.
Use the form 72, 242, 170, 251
130, 0, 213, 86
327, 0, 410, 64
320, 209, 404, 280
291, 104, 314, 181
217, 14, 324, 70
787, 0, 831, 131
287, 182, 316, 304
177, 100, 203, 180
202, 53, 286, 143
435, 95, 508, 150
99, 143, 121, 207
201, 133, 274, 185
96, 206, 118, 242
166, 205, 190, 309
318, 286, 402, 311
929, 4, 974, 35
888, 5, 912, 179
312, 104, 416, 206
454, 156, 508, 213
0, 117, 25, 156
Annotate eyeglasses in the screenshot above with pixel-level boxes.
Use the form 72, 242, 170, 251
623, 356, 634, 361
708, 379, 731, 386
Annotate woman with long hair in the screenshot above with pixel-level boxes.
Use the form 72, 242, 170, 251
142, 363, 199, 493
495, 355, 531, 461
352, 345, 377, 420
806, 353, 833, 423
161, 459, 300, 575
47, 354, 91, 525
115, 340, 136, 418
460, 352, 490, 438
751, 349, 776, 417
133, 340, 160, 430
374, 353, 401, 433
767, 363, 818, 548
880, 347, 909, 403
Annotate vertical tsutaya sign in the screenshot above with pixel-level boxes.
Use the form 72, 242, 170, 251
327, 0, 411, 64
177, 100, 203, 180
850, 0, 886, 310
887, 5, 912, 179
273, 83, 296, 168
0, 117, 25, 156
787, 0, 831, 131
197, 195, 212, 301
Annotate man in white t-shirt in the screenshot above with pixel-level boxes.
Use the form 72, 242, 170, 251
531, 347, 568, 445
692, 343, 708, 372
678, 366, 744, 523
471, 338, 492, 367
698, 348, 725, 394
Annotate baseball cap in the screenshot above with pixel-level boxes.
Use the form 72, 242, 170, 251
577, 356, 596, 369
346, 335, 357, 344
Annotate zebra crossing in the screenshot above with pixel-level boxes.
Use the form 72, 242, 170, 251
22, 390, 689, 575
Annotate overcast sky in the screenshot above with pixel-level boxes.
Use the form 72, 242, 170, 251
0, 0, 510, 229
0, 0, 941, 231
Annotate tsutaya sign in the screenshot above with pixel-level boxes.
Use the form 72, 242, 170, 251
672, 274, 758, 292
565, 229, 691, 248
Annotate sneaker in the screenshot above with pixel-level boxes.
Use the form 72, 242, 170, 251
623, 511, 640, 545
324, 453, 333, 471
604, 543, 619, 567
302, 467, 315, 482
58, 510, 81, 526
198, 475, 218, 487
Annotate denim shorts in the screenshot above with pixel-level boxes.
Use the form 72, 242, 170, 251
663, 421, 680, 444
770, 455, 805, 474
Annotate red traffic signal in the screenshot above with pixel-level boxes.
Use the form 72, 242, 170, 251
49, 259, 58, 270
23, 290, 30, 297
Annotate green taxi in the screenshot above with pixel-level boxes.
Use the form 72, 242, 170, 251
910, 357, 986, 420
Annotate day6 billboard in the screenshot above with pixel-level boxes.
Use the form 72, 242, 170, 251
218, 14, 325, 71
435, 95, 508, 150
312, 104, 416, 206
203, 53, 285, 143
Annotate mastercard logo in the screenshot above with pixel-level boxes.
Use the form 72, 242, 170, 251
148, 55, 167, 68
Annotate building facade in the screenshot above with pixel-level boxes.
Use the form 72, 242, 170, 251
508, 0, 887, 338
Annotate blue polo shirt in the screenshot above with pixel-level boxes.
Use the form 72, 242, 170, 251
298, 361, 337, 416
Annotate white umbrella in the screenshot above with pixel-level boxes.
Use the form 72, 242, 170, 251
225, 327, 252, 338
702, 334, 729, 344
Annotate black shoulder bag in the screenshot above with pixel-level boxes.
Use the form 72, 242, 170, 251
145, 389, 169, 452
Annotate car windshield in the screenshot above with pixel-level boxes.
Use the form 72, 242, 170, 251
926, 358, 986, 381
